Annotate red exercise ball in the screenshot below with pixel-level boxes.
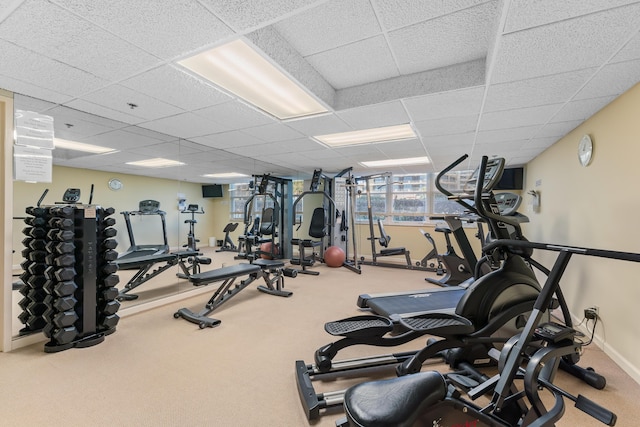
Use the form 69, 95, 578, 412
259, 242, 279, 259
324, 246, 346, 268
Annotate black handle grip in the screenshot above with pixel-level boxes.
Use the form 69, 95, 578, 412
575, 394, 617, 425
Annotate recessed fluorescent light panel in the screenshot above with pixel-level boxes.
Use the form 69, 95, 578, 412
126, 158, 185, 168
54, 138, 116, 154
314, 124, 416, 148
202, 173, 248, 178
178, 39, 328, 120
360, 156, 430, 168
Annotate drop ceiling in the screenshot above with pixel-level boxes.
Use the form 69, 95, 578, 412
1, 0, 640, 183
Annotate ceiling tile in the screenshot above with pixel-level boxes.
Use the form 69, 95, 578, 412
139, 112, 231, 138
504, 0, 640, 33
80, 129, 169, 151
374, 0, 492, 31
611, 31, 640, 63
14, 94, 61, 113
191, 130, 265, 149
414, 115, 479, 137
285, 113, 351, 136
388, 1, 499, 74
475, 126, 541, 144
492, 4, 640, 84
241, 122, 304, 142
404, 86, 485, 121
63, 99, 146, 125
54, 0, 233, 60
534, 120, 583, 138
306, 36, 399, 89
479, 104, 562, 131
0, 39, 108, 97
336, 100, 410, 129
551, 96, 616, 122
121, 65, 231, 111
274, 0, 380, 56
76, 84, 186, 121
0, 0, 161, 81
193, 101, 274, 130
574, 59, 640, 100
484, 69, 595, 112
0, 75, 73, 105
198, 0, 324, 32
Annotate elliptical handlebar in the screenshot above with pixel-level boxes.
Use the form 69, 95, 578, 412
434, 154, 477, 214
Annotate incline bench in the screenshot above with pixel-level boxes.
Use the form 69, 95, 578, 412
174, 259, 297, 329
115, 250, 210, 301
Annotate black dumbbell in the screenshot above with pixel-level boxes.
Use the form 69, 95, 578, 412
28, 239, 47, 251
50, 206, 74, 217
46, 241, 75, 254
27, 263, 47, 275
47, 229, 75, 242
103, 274, 120, 288
100, 314, 119, 329
53, 296, 77, 312
26, 300, 47, 316
102, 287, 119, 301
102, 263, 118, 275
52, 267, 76, 282
24, 216, 47, 227
102, 207, 115, 216
25, 206, 47, 216
26, 275, 47, 289
47, 254, 75, 267
103, 228, 117, 238
48, 217, 74, 229
52, 326, 78, 344
102, 300, 120, 316
25, 227, 47, 238
51, 280, 77, 297
52, 310, 78, 328
103, 250, 118, 262
102, 239, 118, 250
102, 217, 116, 227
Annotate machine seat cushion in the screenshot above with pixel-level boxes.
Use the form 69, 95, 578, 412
188, 263, 261, 286
344, 371, 447, 427
252, 259, 285, 269
380, 247, 406, 256
114, 253, 176, 269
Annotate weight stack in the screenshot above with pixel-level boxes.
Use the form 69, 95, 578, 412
19, 204, 120, 353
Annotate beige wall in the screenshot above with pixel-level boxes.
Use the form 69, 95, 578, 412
12, 166, 231, 267
524, 81, 640, 383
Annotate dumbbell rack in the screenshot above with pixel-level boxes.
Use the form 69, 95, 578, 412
18, 203, 120, 352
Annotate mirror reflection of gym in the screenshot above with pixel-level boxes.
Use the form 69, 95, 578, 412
10, 94, 220, 340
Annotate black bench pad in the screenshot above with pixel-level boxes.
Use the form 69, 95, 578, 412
188, 263, 261, 286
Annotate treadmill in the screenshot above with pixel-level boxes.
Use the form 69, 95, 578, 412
117, 199, 170, 262
357, 155, 528, 318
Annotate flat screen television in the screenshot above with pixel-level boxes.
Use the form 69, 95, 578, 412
495, 167, 524, 190
202, 184, 223, 198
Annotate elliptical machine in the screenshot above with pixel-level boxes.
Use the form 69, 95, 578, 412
337, 157, 638, 427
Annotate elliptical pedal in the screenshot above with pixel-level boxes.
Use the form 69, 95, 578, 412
325, 315, 393, 338
400, 313, 474, 336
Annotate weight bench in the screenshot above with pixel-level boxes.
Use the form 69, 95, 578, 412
115, 250, 211, 301
174, 259, 297, 329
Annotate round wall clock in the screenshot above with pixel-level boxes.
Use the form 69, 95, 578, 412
108, 178, 123, 191
578, 134, 593, 167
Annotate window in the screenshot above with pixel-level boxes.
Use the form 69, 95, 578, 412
229, 183, 253, 221
355, 170, 474, 225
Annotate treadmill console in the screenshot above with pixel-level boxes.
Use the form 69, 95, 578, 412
139, 199, 161, 213
62, 188, 81, 203
494, 192, 522, 216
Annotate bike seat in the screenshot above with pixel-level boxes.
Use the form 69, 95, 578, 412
343, 371, 447, 427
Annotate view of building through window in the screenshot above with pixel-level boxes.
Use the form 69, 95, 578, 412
230, 170, 475, 225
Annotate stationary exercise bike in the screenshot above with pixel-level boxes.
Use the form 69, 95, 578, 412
181, 204, 204, 252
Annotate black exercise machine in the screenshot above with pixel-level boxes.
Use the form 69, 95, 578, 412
115, 250, 211, 301
174, 259, 297, 328
216, 222, 239, 252
290, 169, 336, 275
338, 234, 640, 426
118, 200, 169, 261
181, 203, 204, 252
358, 173, 440, 272
295, 155, 605, 420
